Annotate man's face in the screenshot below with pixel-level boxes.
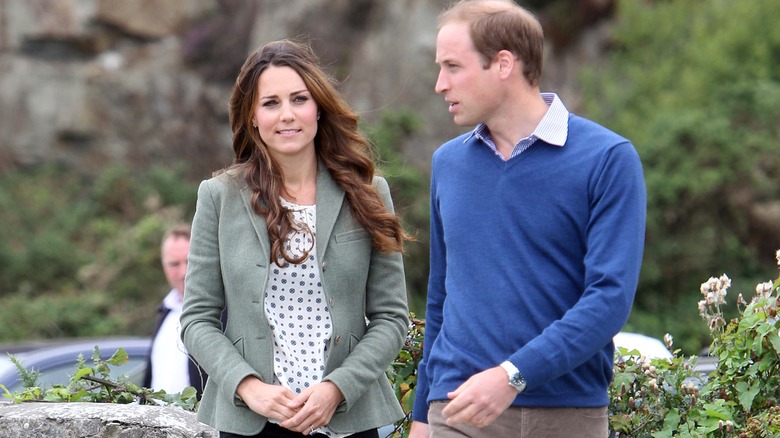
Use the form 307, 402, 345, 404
435, 21, 502, 127
161, 236, 189, 295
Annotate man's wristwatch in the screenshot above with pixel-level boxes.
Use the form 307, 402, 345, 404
500, 360, 527, 393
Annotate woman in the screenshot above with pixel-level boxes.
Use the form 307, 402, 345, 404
180, 39, 410, 438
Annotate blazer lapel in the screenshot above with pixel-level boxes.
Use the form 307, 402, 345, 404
315, 163, 345, 259
236, 164, 343, 262
239, 183, 271, 262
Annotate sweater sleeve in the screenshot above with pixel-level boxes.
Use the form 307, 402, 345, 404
510, 141, 646, 390
411, 167, 446, 423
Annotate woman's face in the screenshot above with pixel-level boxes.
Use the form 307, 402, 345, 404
253, 65, 319, 161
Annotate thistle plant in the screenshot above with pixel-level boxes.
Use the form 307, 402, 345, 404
609, 249, 780, 437
608, 338, 713, 436
703, 250, 780, 435
698, 274, 730, 334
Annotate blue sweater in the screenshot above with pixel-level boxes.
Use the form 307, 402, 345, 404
412, 114, 646, 421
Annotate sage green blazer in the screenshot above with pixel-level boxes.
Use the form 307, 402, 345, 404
180, 166, 408, 435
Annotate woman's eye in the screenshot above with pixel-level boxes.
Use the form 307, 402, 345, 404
262, 100, 277, 108
293, 95, 308, 103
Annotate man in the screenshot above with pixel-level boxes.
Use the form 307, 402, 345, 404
143, 224, 206, 397
410, 1, 646, 437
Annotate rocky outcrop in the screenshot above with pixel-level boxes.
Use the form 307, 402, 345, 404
0, 402, 218, 437
0, 0, 610, 178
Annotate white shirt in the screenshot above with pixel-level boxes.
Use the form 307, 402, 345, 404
150, 289, 191, 393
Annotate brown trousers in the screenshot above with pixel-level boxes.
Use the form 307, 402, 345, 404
428, 401, 608, 438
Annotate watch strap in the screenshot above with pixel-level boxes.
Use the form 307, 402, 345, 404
500, 360, 526, 393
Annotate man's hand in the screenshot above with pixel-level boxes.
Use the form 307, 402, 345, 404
280, 381, 344, 434
236, 376, 298, 422
442, 366, 518, 428
408, 420, 430, 438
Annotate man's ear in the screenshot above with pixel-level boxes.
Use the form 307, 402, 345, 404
495, 50, 517, 79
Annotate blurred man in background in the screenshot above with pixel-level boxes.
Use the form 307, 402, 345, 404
143, 224, 206, 397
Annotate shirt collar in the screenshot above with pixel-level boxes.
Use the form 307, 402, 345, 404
464, 92, 569, 147
163, 288, 184, 311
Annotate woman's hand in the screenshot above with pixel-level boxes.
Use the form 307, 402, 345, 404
236, 376, 299, 422
280, 381, 344, 434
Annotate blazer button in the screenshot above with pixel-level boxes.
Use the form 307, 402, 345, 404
329, 297, 335, 308
334, 335, 342, 345
322, 261, 328, 272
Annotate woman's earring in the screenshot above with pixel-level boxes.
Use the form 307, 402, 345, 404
317, 113, 321, 121
252, 122, 257, 128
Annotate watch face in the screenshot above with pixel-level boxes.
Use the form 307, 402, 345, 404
500, 362, 526, 392
510, 373, 526, 391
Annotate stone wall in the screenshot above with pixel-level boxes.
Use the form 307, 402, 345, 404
0, 402, 218, 438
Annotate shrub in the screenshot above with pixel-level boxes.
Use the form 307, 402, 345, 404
609, 250, 780, 437
1, 346, 197, 410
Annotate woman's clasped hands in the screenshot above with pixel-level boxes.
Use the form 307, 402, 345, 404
236, 376, 344, 434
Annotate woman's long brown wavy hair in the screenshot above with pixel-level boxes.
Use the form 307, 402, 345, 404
226, 39, 410, 266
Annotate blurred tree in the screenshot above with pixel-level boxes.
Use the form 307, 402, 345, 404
0, 164, 196, 341
366, 109, 430, 314
0, 111, 430, 341
580, 0, 780, 353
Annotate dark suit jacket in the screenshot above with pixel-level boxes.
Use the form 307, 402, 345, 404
143, 299, 226, 399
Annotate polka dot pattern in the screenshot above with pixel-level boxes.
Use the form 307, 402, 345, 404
264, 199, 349, 437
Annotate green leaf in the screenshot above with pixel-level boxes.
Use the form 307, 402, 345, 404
74, 367, 92, 380
703, 408, 729, 421
609, 414, 632, 434
70, 389, 90, 401
95, 363, 110, 376
653, 409, 679, 438
179, 386, 197, 400
400, 387, 415, 412
107, 347, 129, 366
611, 372, 636, 389
769, 331, 780, 354
736, 380, 761, 412
115, 392, 135, 404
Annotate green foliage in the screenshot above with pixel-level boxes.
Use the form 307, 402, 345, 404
366, 109, 430, 314
609, 251, 780, 436
0, 291, 123, 340
6, 355, 40, 389
0, 163, 198, 342
580, 0, 780, 354
609, 348, 719, 437
385, 314, 425, 437
0, 109, 428, 343
1, 346, 197, 410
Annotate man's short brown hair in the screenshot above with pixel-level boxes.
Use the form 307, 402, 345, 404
161, 224, 191, 252
438, 0, 544, 86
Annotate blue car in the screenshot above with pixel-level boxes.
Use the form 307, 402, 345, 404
0, 337, 151, 394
